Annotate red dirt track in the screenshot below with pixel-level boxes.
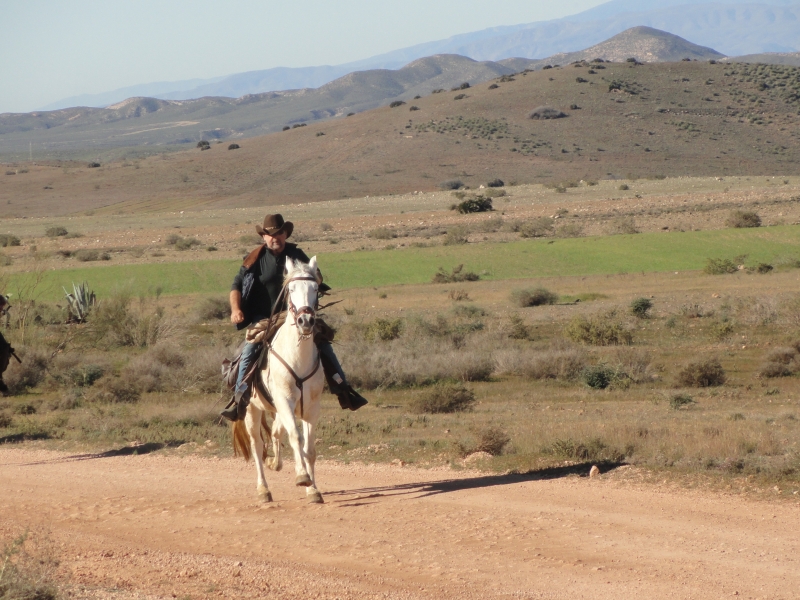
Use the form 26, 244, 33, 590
1, 447, 798, 599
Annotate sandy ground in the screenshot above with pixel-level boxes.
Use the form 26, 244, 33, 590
1, 447, 798, 599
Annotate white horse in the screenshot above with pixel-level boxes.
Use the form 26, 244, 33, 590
232, 257, 326, 504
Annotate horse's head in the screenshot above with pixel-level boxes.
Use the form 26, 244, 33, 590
284, 256, 321, 336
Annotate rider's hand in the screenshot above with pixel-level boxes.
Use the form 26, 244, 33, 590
231, 309, 245, 324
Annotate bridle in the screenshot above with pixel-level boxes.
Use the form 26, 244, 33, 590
267, 273, 321, 418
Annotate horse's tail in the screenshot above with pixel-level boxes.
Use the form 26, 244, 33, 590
232, 420, 252, 461
231, 412, 273, 462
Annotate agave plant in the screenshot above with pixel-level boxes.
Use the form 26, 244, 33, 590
63, 282, 96, 323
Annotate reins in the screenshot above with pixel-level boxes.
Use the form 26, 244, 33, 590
266, 273, 321, 418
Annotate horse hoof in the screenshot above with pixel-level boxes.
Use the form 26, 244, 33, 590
308, 491, 324, 504
257, 486, 273, 503
269, 461, 282, 472
295, 474, 312, 487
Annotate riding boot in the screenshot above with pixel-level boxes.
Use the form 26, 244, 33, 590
318, 342, 367, 411
220, 382, 251, 422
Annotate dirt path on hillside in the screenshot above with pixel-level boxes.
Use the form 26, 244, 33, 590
1, 447, 798, 600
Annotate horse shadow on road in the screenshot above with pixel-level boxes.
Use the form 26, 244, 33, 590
326, 461, 627, 506
1, 441, 183, 466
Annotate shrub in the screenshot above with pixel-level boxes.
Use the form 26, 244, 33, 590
73, 249, 110, 262
454, 94, 467, 100
196, 296, 229, 321
459, 425, 511, 456
759, 346, 800, 378
676, 357, 726, 387
704, 257, 739, 274
365, 318, 403, 341
292, 123, 307, 128
529, 106, 566, 120
483, 188, 506, 198
453, 196, 492, 214
670, 394, 695, 409
755, 263, 773, 274
68, 364, 105, 387
88, 162, 101, 167
0, 234, 21, 247
555, 223, 584, 238
45, 226, 67, 237
228, 143, 240, 150
282, 126, 290, 131
432, 264, 479, 283
488, 84, 499, 89
0, 531, 60, 600
196, 141, 209, 149
411, 383, 475, 414
487, 178, 504, 188
519, 217, 554, 238
565, 312, 633, 346
89, 375, 141, 403
174, 237, 201, 250
630, 297, 653, 318
440, 179, 464, 190
409, 106, 419, 111
607, 217, 639, 235
368, 227, 396, 240
443, 226, 469, 246
389, 100, 406, 108
726, 210, 761, 228
4, 347, 49, 394
88, 293, 179, 348
503, 344, 587, 380
618, 184, 629, 191
545, 437, 621, 461
511, 288, 558, 307
582, 364, 618, 389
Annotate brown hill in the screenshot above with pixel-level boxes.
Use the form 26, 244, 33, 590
0, 55, 519, 157
544, 26, 725, 65
2, 60, 798, 218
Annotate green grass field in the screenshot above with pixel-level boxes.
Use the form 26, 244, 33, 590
8, 225, 800, 300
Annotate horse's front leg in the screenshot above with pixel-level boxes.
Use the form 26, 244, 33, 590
272, 393, 311, 487
244, 405, 272, 503
301, 408, 323, 504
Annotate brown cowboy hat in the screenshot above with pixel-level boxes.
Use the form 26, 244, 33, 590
255, 213, 293, 238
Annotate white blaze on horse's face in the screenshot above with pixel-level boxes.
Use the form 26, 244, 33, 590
285, 257, 320, 336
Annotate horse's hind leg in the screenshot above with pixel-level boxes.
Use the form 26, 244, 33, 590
244, 406, 272, 503
267, 415, 284, 472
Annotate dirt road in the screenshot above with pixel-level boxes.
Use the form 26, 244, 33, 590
1, 447, 797, 599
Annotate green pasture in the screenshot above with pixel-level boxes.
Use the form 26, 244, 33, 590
7, 225, 800, 301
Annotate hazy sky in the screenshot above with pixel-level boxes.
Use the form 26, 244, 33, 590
0, 0, 607, 113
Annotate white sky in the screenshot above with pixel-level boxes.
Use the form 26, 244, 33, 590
0, 0, 607, 113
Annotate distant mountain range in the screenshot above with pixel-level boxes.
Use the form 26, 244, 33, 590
36, 0, 800, 112
0, 25, 795, 159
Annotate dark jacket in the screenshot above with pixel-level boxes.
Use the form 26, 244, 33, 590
231, 243, 311, 330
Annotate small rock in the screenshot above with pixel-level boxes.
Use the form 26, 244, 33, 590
464, 451, 493, 464
391, 458, 405, 467
589, 465, 600, 478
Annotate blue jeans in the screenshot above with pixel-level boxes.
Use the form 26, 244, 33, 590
235, 314, 268, 400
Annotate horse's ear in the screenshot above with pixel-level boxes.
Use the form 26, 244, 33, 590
308, 256, 318, 276
285, 257, 295, 274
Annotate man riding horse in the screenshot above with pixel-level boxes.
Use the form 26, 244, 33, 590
221, 213, 367, 421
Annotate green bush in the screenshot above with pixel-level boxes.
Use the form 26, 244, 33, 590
704, 257, 739, 274
0, 234, 21, 247
411, 383, 475, 414
45, 226, 68, 237
565, 312, 633, 346
726, 210, 761, 228
440, 179, 464, 190
432, 264, 479, 283
519, 217, 554, 238
582, 364, 618, 389
443, 226, 469, 246
670, 393, 695, 409
365, 318, 403, 341
511, 288, 558, 307
676, 357, 726, 387
630, 297, 653, 318
453, 196, 492, 214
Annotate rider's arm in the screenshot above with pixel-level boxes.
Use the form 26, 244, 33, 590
230, 290, 244, 324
